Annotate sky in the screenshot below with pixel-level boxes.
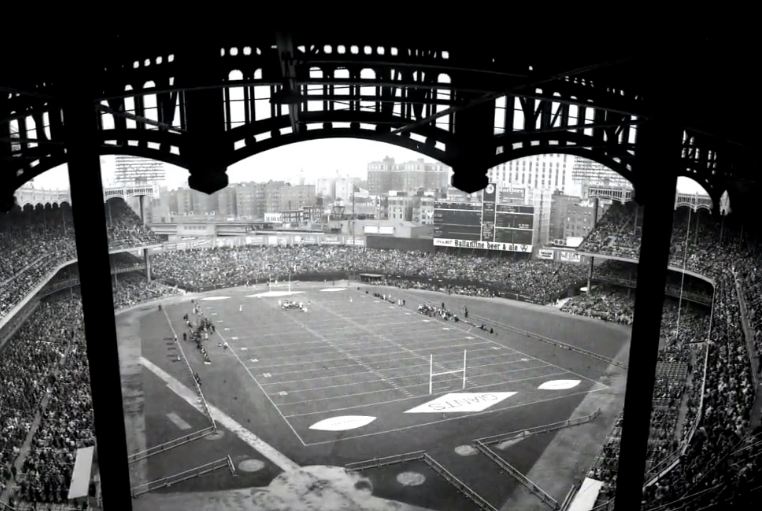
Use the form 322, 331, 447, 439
28, 137, 709, 194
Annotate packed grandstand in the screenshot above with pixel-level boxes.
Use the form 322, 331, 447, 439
1, 197, 761, 509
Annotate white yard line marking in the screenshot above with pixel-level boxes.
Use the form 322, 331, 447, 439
257, 300, 415, 399
277, 364, 560, 407
140, 356, 299, 471
256, 346, 501, 378
309, 301, 481, 385
301, 388, 607, 446
388, 287, 607, 388
285, 371, 579, 418
251, 342, 494, 372
262, 356, 542, 387
166, 412, 192, 430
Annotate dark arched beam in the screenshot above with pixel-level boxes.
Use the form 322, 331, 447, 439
227, 128, 448, 169
226, 110, 455, 145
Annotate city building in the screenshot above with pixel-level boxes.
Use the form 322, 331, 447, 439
549, 192, 581, 243
571, 156, 633, 196
487, 154, 576, 195
387, 190, 436, 224
367, 157, 450, 196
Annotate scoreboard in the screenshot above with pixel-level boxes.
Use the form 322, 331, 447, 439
434, 184, 534, 252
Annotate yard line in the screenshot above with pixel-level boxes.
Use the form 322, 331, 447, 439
300, 388, 607, 446
243, 341, 492, 365
194, 306, 312, 447
283, 370, 574, 418
257, 299, 415, 399
275, 362, 554, 396
276, 363, 558, 406
310, 301, 480, 383
252, 342, 496, 368
262, 355, 539, 387
140, 356, 299, 471
257, 346, 505, 378
385, 287, 607, 387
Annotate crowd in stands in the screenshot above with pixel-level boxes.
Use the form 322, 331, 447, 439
588, 294, 709, 504
561, 285, 635, 324
0, 294, 90, 505
151, 246, 588, 304
105, 199, 161, 249
579, 202, 762, 508
112, 274, 182, 310
0, 198, 160, 321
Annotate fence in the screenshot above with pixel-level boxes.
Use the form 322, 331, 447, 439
127, 425, 217, 463
473, 441, 559, 509
345, 450, 425, 471
131, 455, 234, 497
421, 454, 497, 511
475, 410, 601, 446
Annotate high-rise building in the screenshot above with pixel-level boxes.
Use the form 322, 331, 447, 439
571, 156, 632, 195
235, 183, 258, 219
487, 154, 576, 195
215, 186, 237, 218
114, 155, 165, 185
387, 191, 435, 224
367, 157, 450, 196
549, 192, 581, 243
278, 183, 316, 211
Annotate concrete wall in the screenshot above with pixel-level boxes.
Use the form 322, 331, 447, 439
365, 236, 434, 251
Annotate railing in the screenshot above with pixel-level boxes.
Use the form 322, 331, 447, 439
681, 342, 709, 457
0, 502, 80, 511
127, 425, 217, 463
559, 481, 580, 511
734, 273, 759, 389
473, 441, 559, 510
421, 454, 498, 511
475, 410, 601, 446
131, 455, 234, 497
345, 450, 425, 471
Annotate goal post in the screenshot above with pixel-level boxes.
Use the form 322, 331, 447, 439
428, 349, 468, 395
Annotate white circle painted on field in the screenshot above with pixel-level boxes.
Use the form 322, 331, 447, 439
204, 430, 225, 440
320, 288, 347, 292
238, 459, 266, 472
538, 379, 581, 390
247, 291, 305, 298
454, 445, 478, 456
396, 471, 426, 486
201, 296, 230, 301
309, 415, 376, 431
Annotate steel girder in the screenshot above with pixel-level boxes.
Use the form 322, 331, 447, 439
0, 35, 750, 209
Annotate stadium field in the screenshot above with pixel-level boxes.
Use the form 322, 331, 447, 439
120, 282, 630, 510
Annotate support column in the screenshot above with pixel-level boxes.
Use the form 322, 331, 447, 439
587, 197, 599, 293
62, 82, 132, 507
614, 119, 680, 511
144, 248, 151, 282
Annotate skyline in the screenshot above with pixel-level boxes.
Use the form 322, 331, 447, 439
25, 138, 708, 195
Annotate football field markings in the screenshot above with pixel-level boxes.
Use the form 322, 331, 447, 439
206, 324, 310, 447
166, 412, 192, 430
188, 290, 605, 444
384, 287, 608, 390
257, 299, 415, 399
140, 356, 299, 470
